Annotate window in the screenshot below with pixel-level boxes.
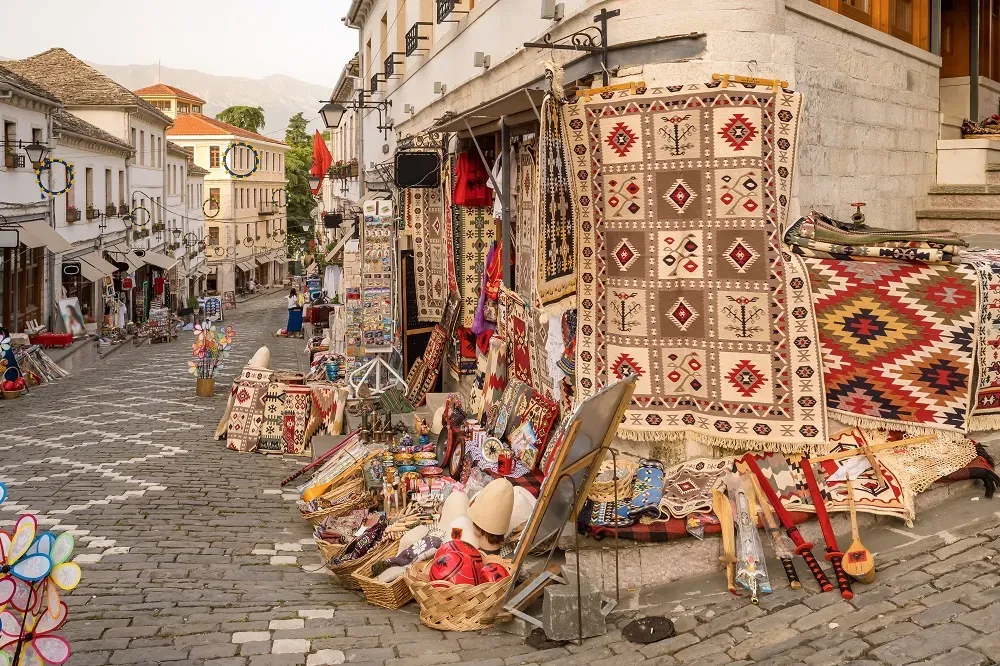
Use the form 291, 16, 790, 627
131, 127, 136, 149
118, 171, 125, 204
3, 121, 15, 168
105, 169, 112, 207
209, 146, 220, 168
178, 102, 190, 114
813, 0, 927, 47
139, 130, 145, 165
150, 100, 172, 110
85, 168, 94, 210
366, 39, 373, 78
156, 137, 161, 167
208, 227, 220, 245
890, 0, 914, 41
193, 105, 201, 113
156, 197, 161, 224
181, 167, 185, 203
31, 128, 42, 143
209, 188, 220, 212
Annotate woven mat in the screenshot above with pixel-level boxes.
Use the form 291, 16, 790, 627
226, 368, 272, 453
659, 457, 731, 518
408, 187, 447, 320
514, 142, 538, 301
257, 382, 288, 454
453, 206, 495, 328
963, 249, 1000, 429
282, 385, 313, 456
570, 82, 825, 451
537, 92, 575, 313
805, 257, 978, 436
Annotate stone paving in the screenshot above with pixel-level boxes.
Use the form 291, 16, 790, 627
2, 293, 1000, 665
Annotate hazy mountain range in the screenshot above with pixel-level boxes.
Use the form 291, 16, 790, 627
2, 58, 330, 136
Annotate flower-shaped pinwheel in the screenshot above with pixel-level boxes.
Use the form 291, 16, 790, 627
0, 516, 53, 613
0, 600, 71, 665
0, 338, 10, 354
24, 533, 80, 619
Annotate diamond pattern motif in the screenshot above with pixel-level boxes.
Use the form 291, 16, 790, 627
664, 179, 696, 213
725, 238, 759, 273
605, 122, 638, 158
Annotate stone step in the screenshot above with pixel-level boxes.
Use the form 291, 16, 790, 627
925, 190, 1000, 208
916, 208, 1000, 236
987, 162, 1000, 185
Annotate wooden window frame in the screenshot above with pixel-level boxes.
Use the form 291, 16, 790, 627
813, 0, 930, 49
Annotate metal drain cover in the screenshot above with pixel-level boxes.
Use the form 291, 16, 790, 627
622, 616, 676, 644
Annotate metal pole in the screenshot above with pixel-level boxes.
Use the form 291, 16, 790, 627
501, 119, 512, 289
972, 0, 981, 120
931, 0, 942, 56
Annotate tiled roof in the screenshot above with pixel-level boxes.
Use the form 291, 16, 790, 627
134, 83, 206, 104
187, 163, 210, 176
331, 54, 360, 103
166, 140, 191, 156
167, 113, 286, 146
53, 109, 132, 151
0, 63, 61, 104
5, 49, 172, 126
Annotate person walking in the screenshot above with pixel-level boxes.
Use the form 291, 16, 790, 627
286, 288, 303, 337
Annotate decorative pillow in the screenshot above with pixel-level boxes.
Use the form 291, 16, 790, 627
540, 413, 572, 475
506, 384, 560, 467
627, 460, 666, 519
490, 380, 531, 438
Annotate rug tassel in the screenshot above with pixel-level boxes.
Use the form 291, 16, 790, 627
975, 441, 996, 468
615, 428, 821, 455
968, 414, 1000, 433
831, 410, 965, 441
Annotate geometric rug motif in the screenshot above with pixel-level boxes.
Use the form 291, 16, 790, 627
569, 82, 826, 451
804, 257, 978, 435
257, 382, 288, 454
658, 457, 732, 518
408, 186, 447, 321
962, 249, 1000, 428
514, 142, 538, 302
537, 92, 576, 312
453, 205, 496, 328
282, 385, 313, 456
226, 368, 273, 453
361, 212, 394, 349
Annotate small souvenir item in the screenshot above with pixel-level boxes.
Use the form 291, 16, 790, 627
414, 451, 437, 461
402, 471, 422, 492
480, 561, 510, 582
497, 449, 514, 476
395, 452, 414, 465
384, 465, 398, 486
363, 459, 385, 491
420, 466, 444, 478
449, 440, 465, 479
468, 478, 515, 551
446, 516, 481, 548
481, 437, 503, 463
429, 540, 484, 586
397, 465, 418, 473
440, 490, 470, 529
398, 433, 413, 449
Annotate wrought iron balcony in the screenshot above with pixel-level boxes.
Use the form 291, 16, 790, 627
384, 53, 404, 79
436, 0, 467, 24
406, 22, 432, 56
371, 74, 379, 93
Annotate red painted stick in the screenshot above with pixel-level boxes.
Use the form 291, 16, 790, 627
801, 457, 853, 600
741, 454, 833, 593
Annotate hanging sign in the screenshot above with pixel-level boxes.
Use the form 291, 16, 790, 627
0, 230, 18, 248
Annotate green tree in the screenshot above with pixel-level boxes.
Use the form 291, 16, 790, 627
216, 105, 266, 133
284, 112, 315, 255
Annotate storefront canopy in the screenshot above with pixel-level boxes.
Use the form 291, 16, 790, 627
237, 259, 254, 272
77, 261, 103, 282
130, 250, 178, 271
254, 254, 268, 266
15, 219, 72, 253
78, 252, 117, 281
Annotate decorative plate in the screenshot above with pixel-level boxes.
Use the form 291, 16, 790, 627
482, 437, 503, 463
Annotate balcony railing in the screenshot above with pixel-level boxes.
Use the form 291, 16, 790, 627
371, 74, 379, 93
436, 0, 467, 23
384, 53, 404, 79
406, 22, 432, 56
259, 202, 278, 215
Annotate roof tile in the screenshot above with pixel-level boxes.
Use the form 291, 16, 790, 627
0, 63, 61, 104
167, 113, 286, 146
134, 83, 206, 104
53, 109, 133, 151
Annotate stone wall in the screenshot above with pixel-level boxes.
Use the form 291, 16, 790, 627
785, 0, 941, 230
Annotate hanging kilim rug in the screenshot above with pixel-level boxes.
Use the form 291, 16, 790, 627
514, 142, 538, 301
570, 82, 827, 451
453, 205, 495, 328
282, 385, 313, 456
806, 428, 913, 524
258, 382, 288, 454
962, 249, 1000, 429
804, 257, 978, 436
362, 212, 393, 349
443, 154, 459, 295
537, 90, 576, 313
408, 186, 447, 320
226, 368, 273, 453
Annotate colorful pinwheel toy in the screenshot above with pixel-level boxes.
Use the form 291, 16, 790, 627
190, 320, 234, 379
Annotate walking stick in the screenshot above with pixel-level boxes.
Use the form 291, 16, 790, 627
741, 454, 833, 592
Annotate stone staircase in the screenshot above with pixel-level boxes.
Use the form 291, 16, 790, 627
917, 138, 1000, 237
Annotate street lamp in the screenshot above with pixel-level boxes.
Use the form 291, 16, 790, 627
307, 174, 321, 192
122, 215, 134, 232
319, 102, 347, 129
172, 227, 182, 239
22, 142, 50, 165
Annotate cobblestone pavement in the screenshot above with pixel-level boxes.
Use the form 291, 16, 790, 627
3, 293, 1000, 665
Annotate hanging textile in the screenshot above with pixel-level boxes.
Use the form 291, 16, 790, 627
536, 75, 576, 313
962, 249, 1000, 429
408, 186, 447, 321
453, 205, 495, 328
361, 209, 393, 349
569, 82, 826, 452
453, 151, 493, 207
258, 382, 288, 454
514, 142, 538, 301
442, 154, 459, 296
282, 385, 314, 456
226, 368, 273, 453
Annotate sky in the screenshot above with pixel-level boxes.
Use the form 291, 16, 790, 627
4, 0, 358, 86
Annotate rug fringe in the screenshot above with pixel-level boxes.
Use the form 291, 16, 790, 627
968, 414, 1000, 433
830, 410, 966, 440
615, 427, 820, 455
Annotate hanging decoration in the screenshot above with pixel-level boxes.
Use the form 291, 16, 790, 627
34, 158, 74, 199
202, 199, 221, 219
189, 321, 234, 379
131, 206, 151, 228
223, 141, 260, 179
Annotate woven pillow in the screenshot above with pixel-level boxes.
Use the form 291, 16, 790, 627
506, 385, 560, 468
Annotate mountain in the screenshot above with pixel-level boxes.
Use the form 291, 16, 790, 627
89, 62, 330, 136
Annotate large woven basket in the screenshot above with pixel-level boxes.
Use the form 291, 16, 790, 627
299, 476, 372, 525
353, 542, 413, 610
328, 538, 396, 591
313, 537, 345, 563
587, 460, 636, 502
405, 555, 514, 631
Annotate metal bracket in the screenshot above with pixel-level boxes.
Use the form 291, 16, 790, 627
523, 8, 619, 85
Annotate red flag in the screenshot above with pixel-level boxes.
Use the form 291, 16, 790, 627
310, 130, 332, 194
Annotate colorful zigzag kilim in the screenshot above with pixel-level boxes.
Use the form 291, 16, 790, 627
804, 258, 978, 435
570, 82, 826, 451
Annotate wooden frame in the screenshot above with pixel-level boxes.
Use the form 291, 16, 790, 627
812, 0, 931, 49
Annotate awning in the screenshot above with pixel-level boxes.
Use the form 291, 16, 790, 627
237, 259, 255, 272
15, 219, 72, 253
254, 254, 268, 266
78, 252, 116, 279
77, 261, 102, 282
131, 250, 178, 271
432, 87, 545, 135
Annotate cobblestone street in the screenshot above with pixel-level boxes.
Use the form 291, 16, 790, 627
3, 293, 1000, 666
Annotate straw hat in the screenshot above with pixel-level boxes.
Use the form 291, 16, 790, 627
506, 486, 536, 537
445, 515, 480, 549
431, 406, 446, 435
468, 478, 515, 536
247, 346, 271, 369
439, 490, 469, 530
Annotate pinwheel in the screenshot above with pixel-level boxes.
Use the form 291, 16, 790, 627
0, 516, 53, 614
24, 535, 79, 619
0, 600, 71, 665
0, 338, 10, 354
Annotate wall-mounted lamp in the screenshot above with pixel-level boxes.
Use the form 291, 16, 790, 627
540, 0, 564, 20
404, 104, 415, 114
434, 81, 448, 95
473, 52, 491, 69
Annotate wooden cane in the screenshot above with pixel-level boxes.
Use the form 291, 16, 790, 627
712, 488, 739, 596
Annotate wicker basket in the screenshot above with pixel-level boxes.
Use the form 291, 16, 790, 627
405, 555, 514, 631
328, 538, 396, 591
353, 542, 414, 610
587, 460, 636, 502
1, 390, 22, 400
314, 537, 345, 563
300, 491, 374, 525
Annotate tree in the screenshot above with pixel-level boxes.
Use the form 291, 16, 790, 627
216, 106, 266, 133
284, 112, 315, 255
